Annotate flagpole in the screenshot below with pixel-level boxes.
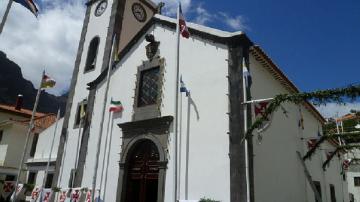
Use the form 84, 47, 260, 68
91, 34, 116, 202
173, 3, 181, 202
99, 111, 112, 196
185, 92, 191, 200
102, 112, 114, 200
40, 109, 60, 201
0, 0, 13, 35
242, 58, 251, 202
12, 71, 45, 202
178, 89, 183, 199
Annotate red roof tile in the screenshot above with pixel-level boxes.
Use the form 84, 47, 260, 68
0, 103, 45, 118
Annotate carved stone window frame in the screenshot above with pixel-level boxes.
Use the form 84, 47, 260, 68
132, 57, 165, 121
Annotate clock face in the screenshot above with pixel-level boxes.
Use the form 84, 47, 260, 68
132, 3, 147, 22
95, 0, 107, 17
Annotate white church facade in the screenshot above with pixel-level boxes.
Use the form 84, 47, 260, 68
52, 0, 349, 202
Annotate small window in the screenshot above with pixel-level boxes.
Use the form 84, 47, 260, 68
313, 181, 322, 202
74, 101, 87, 127
45, 173, 54, 188
27, 172, 37, 184
330, 184, 336, 202
354, 177, 360, 186
68, 169, 76, 188
350, 193, 355, 202
30, 133, 39, 157
138, 66, 160, 107
84, 37, 100, 72
0, 130, 3, 142
5, 175, 15, 181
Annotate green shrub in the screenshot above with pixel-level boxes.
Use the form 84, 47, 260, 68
199, 197, 220, 202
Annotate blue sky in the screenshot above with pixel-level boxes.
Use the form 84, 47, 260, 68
0, 0, 359, 117
183, 0, 360, 92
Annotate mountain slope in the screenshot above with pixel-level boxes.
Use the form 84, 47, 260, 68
0, 51, 67, 115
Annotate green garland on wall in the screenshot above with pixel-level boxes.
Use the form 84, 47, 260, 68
302, 132, 360, 161
246, 85, 360, 138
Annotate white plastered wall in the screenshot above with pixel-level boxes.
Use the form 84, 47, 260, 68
250, 54, 348, 202
80, 23, 230, 202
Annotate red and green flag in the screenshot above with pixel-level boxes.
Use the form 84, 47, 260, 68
109, 100, 123, 113
41, 74, 56, 89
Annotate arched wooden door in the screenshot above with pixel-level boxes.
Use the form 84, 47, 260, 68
124, 140, 160, 202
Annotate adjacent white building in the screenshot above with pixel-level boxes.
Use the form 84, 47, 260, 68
25, 118, 63, 191
53, 0, 349, 201
0, 102, 56, 200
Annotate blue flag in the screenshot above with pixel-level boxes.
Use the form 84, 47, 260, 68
180, 76, 190, 96
14, 0, 38, 17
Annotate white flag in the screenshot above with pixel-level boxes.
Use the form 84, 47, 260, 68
253, 101, 272, 132
58, 189, 69, 202
42, 188, 52, 202
71, 188, 82, 202
30, 186, 42, 202
85, 189, 92, 202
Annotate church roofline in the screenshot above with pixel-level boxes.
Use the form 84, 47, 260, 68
250, 46, 326, 124
86, 14, 325, 126
87, 14, 253, 89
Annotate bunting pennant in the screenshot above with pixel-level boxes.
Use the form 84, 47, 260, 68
343, 159, 352, 170
30, 186, 41, 202
71, 188, 82, 202
307, 138, 318, 150
42, 189, 52, 202
254, 101, 272, 132
85, 189, 92, 202
326, 151, 334, 160
1, 181, 15, 199
298, 107, 304, 130
58, 189, 68, 202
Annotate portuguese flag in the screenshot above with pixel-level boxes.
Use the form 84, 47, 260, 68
41, 74, 56, 89
109, 100, 123, 113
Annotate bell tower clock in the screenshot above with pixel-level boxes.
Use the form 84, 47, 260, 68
52, 0, 158, 192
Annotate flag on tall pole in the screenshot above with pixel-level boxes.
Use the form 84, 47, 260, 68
12, 71, 50, 202
174, 3, 190, 201
41, 74, 56, 89
14, 0, 39, 16
180, 76, 190, 96
91, 34, 117, 202
179, 4, 190, 39
40, 109, 60, 201
109, 99, 124, 113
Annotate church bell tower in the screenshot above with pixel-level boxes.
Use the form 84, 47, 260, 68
52, 0, 158, 191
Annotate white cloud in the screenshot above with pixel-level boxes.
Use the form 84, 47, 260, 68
152, 0, 191, 16
219, 12, 247, 31
316, 102, 360, 118
194, 4, 212, 25
0, 1, 85, 95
